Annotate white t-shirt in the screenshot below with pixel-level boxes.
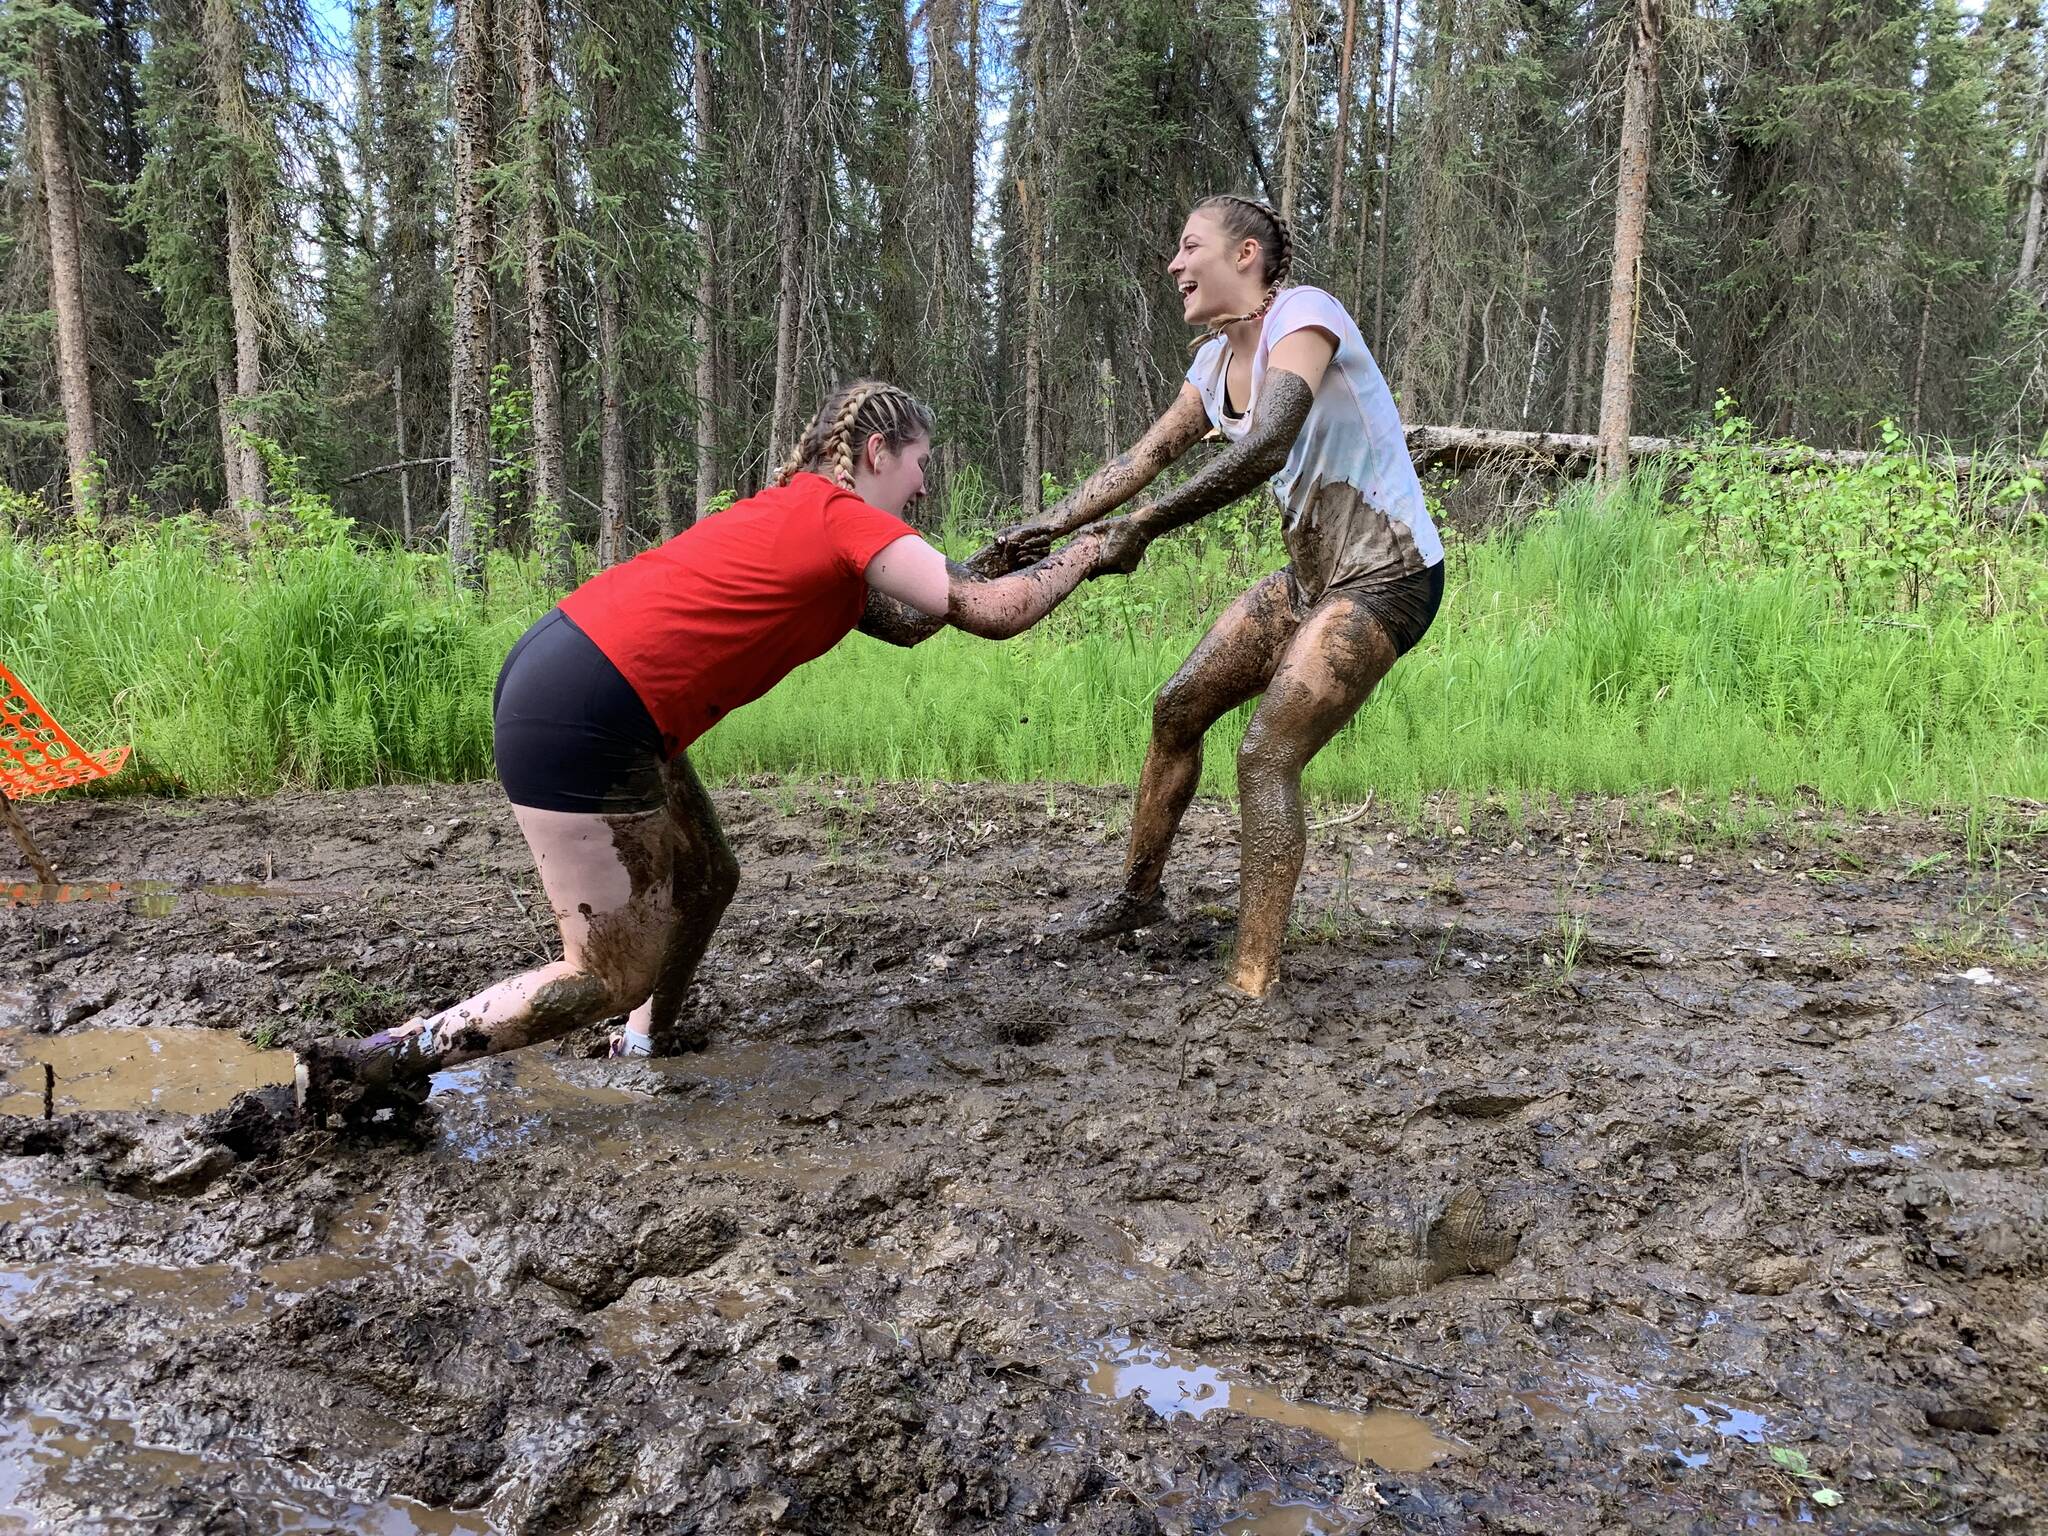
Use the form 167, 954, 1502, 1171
1187, 285, 1442, 599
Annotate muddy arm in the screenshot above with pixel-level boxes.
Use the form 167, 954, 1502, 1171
1128, 369, 1313, 541
858, 537, 1024, 648
996, 386, 1211, 556
945, 530, 1110, 640
863, 530, 1114, 645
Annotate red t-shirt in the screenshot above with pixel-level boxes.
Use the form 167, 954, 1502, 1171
558, 473, 918, 756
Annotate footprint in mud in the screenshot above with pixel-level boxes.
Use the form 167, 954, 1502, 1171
1344, 1184, 1525, 1303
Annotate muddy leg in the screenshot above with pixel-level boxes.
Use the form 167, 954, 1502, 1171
621, 754, 738, 1054
1230, 593, 1398, 998
315, 807, 675, 1093
1078, 572, 1298, 939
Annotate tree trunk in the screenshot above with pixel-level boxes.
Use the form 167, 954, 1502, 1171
1373, 0, 1401, 356
596, 265, 628, 566
1596, 0, 1662, 487
1098, 353, 1117, 464
520, 0, 568, 586
448, 0, 495, 582
653, 447, 678, 540
768, 0, 810, 461
2018, 81, 2048, 289
1393, 0, 1451, 411
104, 0, 147, 184
1279, 0, 1307, 226
379, 0, 435, 553
394, 361, 413, 546
871, 0, 915, 383
1449, 289, 1476, 423
692, 27, 719, 510
1405, 423, 2048, 479
216, 369, 244, 509
1909, 279, 1934, 436
1560, 292, 1584, 434
1351, 0, 1383, 320
1327, 0, 1359, 259
1521, 304, 1548, 426
1020, 13, 1048, 516
30, 27, 98, 515
1578, 295, 1602, 435
591, 61, 628, 568
205, 0, 269, 524
352, 0, 377, 256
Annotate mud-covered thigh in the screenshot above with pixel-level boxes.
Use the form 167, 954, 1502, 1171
1152, 570, 1301, 740
1239, 587, 1403, 765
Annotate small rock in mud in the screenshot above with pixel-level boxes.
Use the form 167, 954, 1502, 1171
1733, 1254, 1814, 1295
1345, 1184, 1524, 1303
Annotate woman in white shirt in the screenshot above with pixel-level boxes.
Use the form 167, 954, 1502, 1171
1003, 194, 1446, 1009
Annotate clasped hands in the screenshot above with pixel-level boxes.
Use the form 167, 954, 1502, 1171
967, 505, 1155, 581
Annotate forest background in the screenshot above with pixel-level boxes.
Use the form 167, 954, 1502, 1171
1, 0, 2046, 821
7, 0, 2048, 538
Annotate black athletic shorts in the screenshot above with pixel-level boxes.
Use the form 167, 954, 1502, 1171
492, 609, 667, 814
1305, 559, 1444, 657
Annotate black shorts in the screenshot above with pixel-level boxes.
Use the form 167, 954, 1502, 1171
1329, 559, 1444, 657
493, 609, 667, 814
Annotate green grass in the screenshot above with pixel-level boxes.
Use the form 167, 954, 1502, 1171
3, 455, 2045, 812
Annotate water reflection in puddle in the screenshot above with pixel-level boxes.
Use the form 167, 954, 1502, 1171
1515, 1366, 1776, 1468
427, 1040, 832, 1165
0, 1028, 297, 1117
1, 879, 316, 915
1080, 1334, 1463, 1474
1220, 1493, 1369, 1536
0, 1407, 495, 1534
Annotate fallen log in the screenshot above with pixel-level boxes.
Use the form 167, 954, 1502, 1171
1403, 424, 2048, 479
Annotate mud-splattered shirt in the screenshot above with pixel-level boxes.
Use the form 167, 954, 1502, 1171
1188, 286, 1442, 602
558, 473, 915, 757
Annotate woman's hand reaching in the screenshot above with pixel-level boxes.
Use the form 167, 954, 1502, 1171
1085, 516, 1150, 578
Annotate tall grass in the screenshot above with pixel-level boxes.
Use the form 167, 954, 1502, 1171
3, 455, 2044, 812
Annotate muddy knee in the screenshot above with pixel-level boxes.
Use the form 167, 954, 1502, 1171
1235, 722, 1308, 797
1151, 674, 1215, 753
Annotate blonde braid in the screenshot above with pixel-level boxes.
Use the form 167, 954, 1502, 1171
826, 383, 883, 490
774, 436, 809, 488
1189, 194, 1296, 352
775, 380, 937, 494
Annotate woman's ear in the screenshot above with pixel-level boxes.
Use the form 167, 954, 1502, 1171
864, 432, 887, 475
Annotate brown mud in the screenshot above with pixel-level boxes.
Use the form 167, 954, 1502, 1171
1, 779, 2044, 1533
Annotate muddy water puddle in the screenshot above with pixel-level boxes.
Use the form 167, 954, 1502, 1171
1220, 1494, 1372, 1536
1081, 1333, 1464, 1474
2, 878, 338, 915
1514, 1364, 1781, 1475
0, 1026, 297, 1117
0, 1406, 493, 1535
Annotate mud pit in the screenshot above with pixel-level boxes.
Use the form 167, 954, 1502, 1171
2, 780, 2044, 1533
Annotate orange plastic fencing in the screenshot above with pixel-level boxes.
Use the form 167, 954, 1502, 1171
0, 661, 130, 799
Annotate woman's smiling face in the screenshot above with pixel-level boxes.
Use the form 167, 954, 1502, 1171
1167, 209, 1261, 327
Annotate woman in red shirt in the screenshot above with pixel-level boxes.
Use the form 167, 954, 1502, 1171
301, 381, 1120, 1113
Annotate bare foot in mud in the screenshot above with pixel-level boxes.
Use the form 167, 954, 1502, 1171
1072, 887, 1170, 939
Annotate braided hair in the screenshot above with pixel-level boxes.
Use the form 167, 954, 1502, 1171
1188, 194, 1296, 351
775, 380, 936, 492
